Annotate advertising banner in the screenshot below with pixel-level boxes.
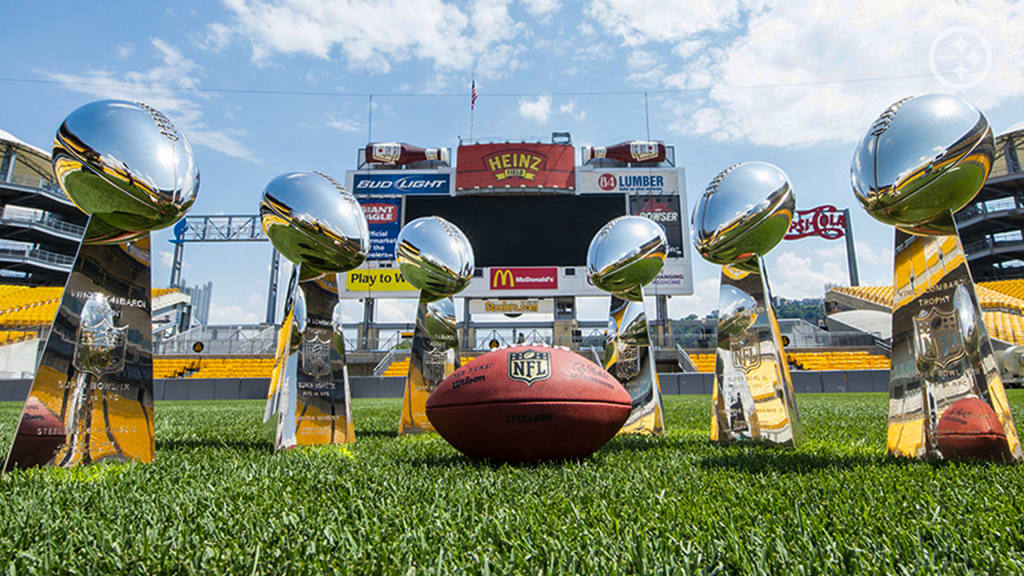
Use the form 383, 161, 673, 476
469, 299, 555, 315
629, 194, 685, 259
357, 197, 402, 261
489, 267, 559, 290
346, 170, 452, 195
784, 205, 847, 240
342, 268, 417, 295
338, 264, 694, 298
577, 167, 680, 195
456, 143, 575, 190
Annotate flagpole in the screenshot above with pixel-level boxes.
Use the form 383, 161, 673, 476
470, 71, 476, 143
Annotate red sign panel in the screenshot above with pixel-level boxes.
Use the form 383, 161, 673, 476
490, 267, 559, 290
360, 202, 398, 224
456, 143, 575, 190
785, 205, 846, 240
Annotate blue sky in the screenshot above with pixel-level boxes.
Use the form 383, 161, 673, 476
3, 0, 1023, 326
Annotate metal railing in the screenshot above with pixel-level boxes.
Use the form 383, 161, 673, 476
0, 246, 74, 269
0, 214, 84, 238
1, 175, 71, 203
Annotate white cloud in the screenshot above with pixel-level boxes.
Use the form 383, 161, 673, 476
558, 100, 586, 120
196, 22, 234, 52
376, 299, 417, 323
115, 43, 134, 59
40, 38, 256, 161
158, 250, 174, 268
217, 0, 525, 79
770, 250, 848, 299
626, 49, 664, 84
588, 0, 1024, 147
326, 116, 362, 132
518, 94, 551, 123
209, 301, 261, 324
584, 0, 747, 47
521, 0, 560, 18
668, 277, 720, 318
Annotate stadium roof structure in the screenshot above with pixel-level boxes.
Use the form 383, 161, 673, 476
956, 126, 1024, 280
0, 130, 49, 161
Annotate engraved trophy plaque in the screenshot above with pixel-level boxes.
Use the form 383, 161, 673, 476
693, 162, 803, 446
395, 217, 474, 435
4, 100, 199, 471
260, 171, 369, 451
587, 216, 667, 435
852, 93, 1021, 460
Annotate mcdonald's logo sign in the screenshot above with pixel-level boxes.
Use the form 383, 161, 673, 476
489, 267, 558, 290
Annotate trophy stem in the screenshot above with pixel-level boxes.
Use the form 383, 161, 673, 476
265, 264, 300, 425
604, 290, 663, 435
887, 225, 1022, 460
710, 257, 802, 446
292, 275, 355, 446
399, 293, 460, 435
4, 221, 155, 472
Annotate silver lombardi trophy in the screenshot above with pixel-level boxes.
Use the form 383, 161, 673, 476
693, 161, 803, 446
395, 216, 474, 435
4, 100, 198, 471
587, 216, 668, 435
852, 93, 1021, 461
260, 171, 369, 451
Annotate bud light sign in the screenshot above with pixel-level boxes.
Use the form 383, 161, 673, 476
351, 171, 451, 195
357, 197, 403, 261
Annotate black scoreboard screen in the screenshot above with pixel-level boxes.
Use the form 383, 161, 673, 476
403, 194, 626, 267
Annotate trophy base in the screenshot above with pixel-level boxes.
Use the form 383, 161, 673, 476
711, 258, 802, 446
268, 266, 355, 450
294, 276, 354, 446
4, 222, 154, 472
605, 295, 664, 436
399, 294, 459, 436
887, 229, 1021, 460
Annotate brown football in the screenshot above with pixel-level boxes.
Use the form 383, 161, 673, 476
4, 396, 66, 471
936, 396, 1011, 461
426, 346, 631, 462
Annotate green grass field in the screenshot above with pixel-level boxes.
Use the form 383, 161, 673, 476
2, 392, 1024, 575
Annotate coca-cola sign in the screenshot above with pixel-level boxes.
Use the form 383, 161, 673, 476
629, 195, 684, 258
784, 205, 846, 240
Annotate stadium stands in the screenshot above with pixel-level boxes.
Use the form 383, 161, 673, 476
787, 350, 890, 371
690, 353, 715, 373
0, 285, 183, 333
153, 356, 275, 379
829, 279, 1024, 345
382, 358, 409, 377
984, 279, 1024, 302
0, 285, 61, 327
688, 350, 889, 372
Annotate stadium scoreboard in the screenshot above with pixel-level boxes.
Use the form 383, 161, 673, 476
341, 140, 693, 299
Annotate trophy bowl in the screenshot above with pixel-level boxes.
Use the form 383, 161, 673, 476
851, 93, 995, 236
693, 162, 795, 267
260, 172, 370, 278
396, 217, 474, 298
587, 216, 667, 296
52, 100, 200, 244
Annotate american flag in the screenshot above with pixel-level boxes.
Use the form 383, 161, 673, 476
471, 79, 478, 110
